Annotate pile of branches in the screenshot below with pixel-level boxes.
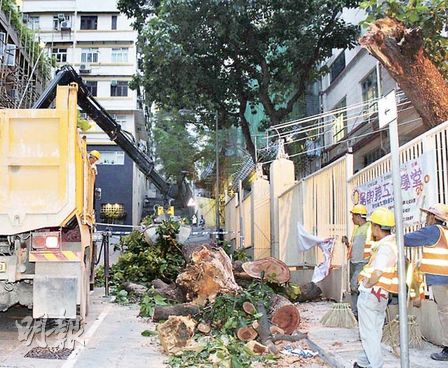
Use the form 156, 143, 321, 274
106, 220, 186, 291
122, 240, 323, 368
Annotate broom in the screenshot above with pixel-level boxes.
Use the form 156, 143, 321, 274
382, 312, 423, 353
320, 302, 357, 328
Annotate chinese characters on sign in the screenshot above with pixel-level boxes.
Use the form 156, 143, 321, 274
352, 154, 435, 226
16, 316, 84, 349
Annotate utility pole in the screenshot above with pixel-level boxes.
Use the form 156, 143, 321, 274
379, 90, 409, 368
215, 112, 220, 232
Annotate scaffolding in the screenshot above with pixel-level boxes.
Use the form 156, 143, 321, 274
0, 0, 50, 109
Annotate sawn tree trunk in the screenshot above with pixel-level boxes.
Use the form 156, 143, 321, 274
359, 16, 448, 128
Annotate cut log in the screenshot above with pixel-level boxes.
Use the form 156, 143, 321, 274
359, 16, 448, 128
236, 326, 258, 341
270, 294, 300, 335
122, 282, 147, 296
245, 341, 267, 354
197, 322, 211, 334
296, 282, 322, 302
157, 316, 196, 354
242, 257, 290, 284
270, 325, 284, 335
255, 301, 279, 354
176, 247, 240, 305
151, 279, 186, 302
243, 301, 256, 315
152, 303, 200, 322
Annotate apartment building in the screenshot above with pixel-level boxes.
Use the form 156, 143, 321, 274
22, 0, 149, 227
315, 8, 425, 173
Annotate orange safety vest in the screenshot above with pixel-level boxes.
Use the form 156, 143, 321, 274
359, 235, 399, 294
363, 224, 373, 259
420, 225, 448, 276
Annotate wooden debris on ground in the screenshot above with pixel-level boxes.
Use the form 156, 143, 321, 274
152, 303, 200, 322
157, 316, 197, 354
270, 294, 301, 335
242, 257, 290, 284
176, 246, 240, 305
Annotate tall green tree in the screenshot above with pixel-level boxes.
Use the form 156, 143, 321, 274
360, 0, 448, 127
152, 110, 214, 189
119, 0, 360, 161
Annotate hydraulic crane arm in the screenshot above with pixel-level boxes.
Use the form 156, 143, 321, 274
33, 65, 172, 197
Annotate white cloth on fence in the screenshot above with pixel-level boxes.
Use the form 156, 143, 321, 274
312, 238, 335, 283
296, 222, 335, 283
297, 223, 323, 251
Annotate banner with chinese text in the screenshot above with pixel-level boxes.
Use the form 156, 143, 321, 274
352, 152, 436, 226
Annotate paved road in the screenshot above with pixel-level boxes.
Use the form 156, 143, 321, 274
0, 289, 166, 368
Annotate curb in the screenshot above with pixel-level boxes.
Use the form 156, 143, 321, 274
305, 338, 348, 368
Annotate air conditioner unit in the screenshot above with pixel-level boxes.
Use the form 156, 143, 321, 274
58, 14, 65, 20
79, 64, 91, 73
60, 20, 71, 30
111, 80, 118, 87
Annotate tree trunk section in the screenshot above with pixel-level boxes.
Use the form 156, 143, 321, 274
152, 303, 200, 322
359, 16, 448, 128
270, 294, 300, 335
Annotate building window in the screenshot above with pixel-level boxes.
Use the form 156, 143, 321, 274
26, 15, 40, 30
52, 48, 67, 63
53, 14, 71, 31
81, 48, 99, 63
330, 51, 345, 83
332, 97, 346, 143
97, 151, 125, 165
111, 15, 117, 30
110, 81, 128, 97
361, 69, 378, 115
5, 44, 16, 66
80, 16, 98, 30
111, 47, 128, 63
85, 81, 98, 96
112, 114, 128, 130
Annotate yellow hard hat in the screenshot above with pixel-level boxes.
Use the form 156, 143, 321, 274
351, 204, 368, 216
90, 150, 101, 160
369, 207, 395, 228
420, 203, 448, 222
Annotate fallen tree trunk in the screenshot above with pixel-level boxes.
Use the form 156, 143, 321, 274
296, 282, 322, 302
122, 282, 147, 296
359, 16, 448, 128
242, 257, 290, 284
176, 247, 240, 305
153, 303, 200, 322
151, 279, 186, 302
270, 294, 300, 335
181, 243, 213, 262
255, 301, 278, 354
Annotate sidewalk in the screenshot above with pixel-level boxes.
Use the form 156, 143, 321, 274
300, 301, 447, 368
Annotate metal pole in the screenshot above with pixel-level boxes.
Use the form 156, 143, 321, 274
103, 232, 110, 297
389, 118, 409, 367
238, 179, 244, 248
215, 112, 220, 231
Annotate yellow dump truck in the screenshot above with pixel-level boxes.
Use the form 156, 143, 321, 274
0, 84, 95, 319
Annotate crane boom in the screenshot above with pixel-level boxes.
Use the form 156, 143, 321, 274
33, 65, 173, 198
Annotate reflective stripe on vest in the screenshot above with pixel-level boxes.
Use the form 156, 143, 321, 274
359, 236, 399, 294
420, 226, 448, 276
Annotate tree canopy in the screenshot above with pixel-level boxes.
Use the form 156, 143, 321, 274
119, 0, 361, 160
151, 110, 214, 186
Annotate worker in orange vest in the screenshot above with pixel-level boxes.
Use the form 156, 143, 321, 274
403, 203, 448, 361
342, 204, 372, 319
354, 207, 398, 368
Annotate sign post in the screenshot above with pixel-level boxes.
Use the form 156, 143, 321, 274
379, 90, 409, 368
